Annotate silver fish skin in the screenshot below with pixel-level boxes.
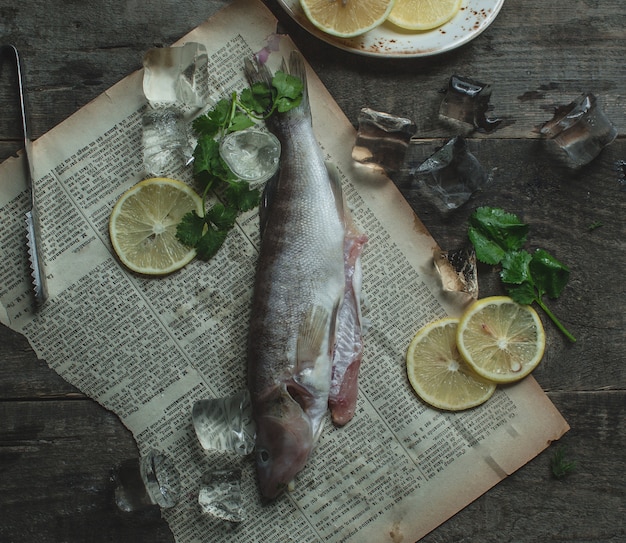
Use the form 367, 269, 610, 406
245, 52, 346, 500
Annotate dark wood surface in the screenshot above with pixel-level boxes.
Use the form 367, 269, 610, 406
1, 1, 624, 541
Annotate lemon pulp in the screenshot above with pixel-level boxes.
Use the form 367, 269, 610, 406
406, 318, 497, 411
388, 0, 462, 31
109, 177, 202, 275
300, 0, 396, 38
457, 296, 546, 384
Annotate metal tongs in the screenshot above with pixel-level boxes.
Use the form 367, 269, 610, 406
1, 45, 48, 308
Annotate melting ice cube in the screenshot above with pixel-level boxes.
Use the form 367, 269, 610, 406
408, 136, 490, 215
439, 75, 502, 132
192, 390, 256, 456
198, 469, 243, 522
539, 92, 617, 167
141, 42, 210, 177
142, 106, 194, 177
219, 128, 281, 185
142, 42, 209, 112
352, 107, 417, 173
433, 246, 479, 301
114, 450, 180, 512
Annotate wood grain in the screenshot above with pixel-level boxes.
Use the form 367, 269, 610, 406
1, 0, 624, 541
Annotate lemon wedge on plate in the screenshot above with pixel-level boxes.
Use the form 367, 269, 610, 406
109, 177, 202, 275
300, 0, 396, 38
406, 318, 497, 411
457, 296, 546, 384
388, 0, 462, 31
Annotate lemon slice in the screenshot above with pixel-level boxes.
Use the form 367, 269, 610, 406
388, 0, 462, 31
457, 296, 546, 384
406, 318, 497, 411
109, 177, 202, 275
300, 0, 396, 38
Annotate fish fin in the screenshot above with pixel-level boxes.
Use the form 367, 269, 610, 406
286, 51, 310, 122
296, 305, 329, 367
325, 161, 345, 225
244, 55, 273, 91
244, 56, 275, 120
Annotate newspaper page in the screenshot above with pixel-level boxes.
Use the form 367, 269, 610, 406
0, 0, 569, 541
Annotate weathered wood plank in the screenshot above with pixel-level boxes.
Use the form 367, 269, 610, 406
420, 390, 626, 543
0, 1, 624, 143
0, 399, 174, 542
0, 392, 623, 542
0, 0, 624, 542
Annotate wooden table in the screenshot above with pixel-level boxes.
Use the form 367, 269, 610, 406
1, 1, 624, 541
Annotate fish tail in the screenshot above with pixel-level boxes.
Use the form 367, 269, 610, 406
285, 51, 310, 122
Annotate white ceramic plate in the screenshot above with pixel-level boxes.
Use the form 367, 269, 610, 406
276, 0, 505, 58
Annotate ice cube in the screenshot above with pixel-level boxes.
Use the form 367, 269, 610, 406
352, 107, 417, 173
113, 450, 180, 512
142, 106, 194, 177
140, 449, 181, 508
141, 42, 210, 176
192, 390, 256, 456
408, 136, 490, 215
219, 129, 281, 185
539, 93, 617, 167
433, 246, 479, 300
439, 75, 502, 132
198, 469, 243, 522
142, 42, 209, 113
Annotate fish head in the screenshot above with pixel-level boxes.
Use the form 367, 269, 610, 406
254, 384, 313, 499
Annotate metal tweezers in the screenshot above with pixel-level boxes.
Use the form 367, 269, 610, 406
1, 44, 48, 308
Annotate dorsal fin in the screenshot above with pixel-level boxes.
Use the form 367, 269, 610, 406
325, 161, 345, 225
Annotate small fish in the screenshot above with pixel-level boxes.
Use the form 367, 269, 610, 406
245, 52, 366, 499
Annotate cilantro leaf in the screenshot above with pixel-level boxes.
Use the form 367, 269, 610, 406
196, 227, 228, 261
505, 282, 538, 306
224, 180, 261, 212
466, 206, 576, 342
500, 250, 532, 284
240, 84, 272, 115
206, 203, 238, 230
272, 71, 304, 113
228, 112, 255, 133
468, 207, 529, 265
192, 99, 231, 138
176, 71, 303, 264
529, 248, 570, 299
176, 211, 206, 247
193, 136, 233, 187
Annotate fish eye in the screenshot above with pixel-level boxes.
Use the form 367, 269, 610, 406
259, 449, 270, 464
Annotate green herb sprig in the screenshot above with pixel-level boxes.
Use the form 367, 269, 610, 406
550, 445, 576, 479
467, 207, 576, 343
176, 71, 303, 261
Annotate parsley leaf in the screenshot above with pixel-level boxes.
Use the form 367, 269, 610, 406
467, 207, 576, 342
